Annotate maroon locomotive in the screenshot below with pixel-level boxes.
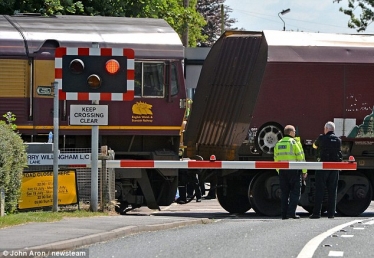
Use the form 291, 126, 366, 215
0, 14, 187, 213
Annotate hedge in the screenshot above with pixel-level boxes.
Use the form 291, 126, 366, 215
0, 113, 27, 213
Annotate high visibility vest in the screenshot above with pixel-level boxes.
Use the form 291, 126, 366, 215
274, 136, 307, 173
294, 137, 305, 160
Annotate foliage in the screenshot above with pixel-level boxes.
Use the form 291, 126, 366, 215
166, 0, 207, 47
197, 0, 237, 47
128, 0, 207, 46
0, 0, 207, 47
0, 0, 238, 47
337, 0, 374, 32
0, 112, 28, 214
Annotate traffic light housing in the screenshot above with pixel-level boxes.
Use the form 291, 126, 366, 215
62, 55, 128, 93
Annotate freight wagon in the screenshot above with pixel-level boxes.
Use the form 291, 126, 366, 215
0, 14, 186, 213
184, 30, 374, 216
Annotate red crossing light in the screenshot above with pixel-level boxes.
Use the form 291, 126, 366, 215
105, 59, 120, 74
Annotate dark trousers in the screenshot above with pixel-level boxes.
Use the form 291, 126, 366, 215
200, 174, 217, 197
186, 173, 202, 199
178, 169, 201, 201
279, 169, 302, 218
313, 170, 339, 217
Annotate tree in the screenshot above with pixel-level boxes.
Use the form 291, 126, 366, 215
336, 0, 374, 32
0, 0, 206, 47
1, 0, 83, 15
196, 0, 237, 47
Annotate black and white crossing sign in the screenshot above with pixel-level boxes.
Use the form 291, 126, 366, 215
70, 105, 108, 125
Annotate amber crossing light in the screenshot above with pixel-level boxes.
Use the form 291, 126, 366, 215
105, 59, 120, 74
87, 74, 101, 89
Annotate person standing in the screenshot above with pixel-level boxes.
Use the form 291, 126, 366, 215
310, 121, 342, 219
274, 125, 307, 220
186, 170, 202, 202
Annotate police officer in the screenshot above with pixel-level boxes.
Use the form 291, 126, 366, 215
310, 121, 342, 219
274, 125, 307, 220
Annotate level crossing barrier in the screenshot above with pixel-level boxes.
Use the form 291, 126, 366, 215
72, 158, 357, 171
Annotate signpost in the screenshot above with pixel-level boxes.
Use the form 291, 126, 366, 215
55, 46, 134, 212
53, 81, 59, 212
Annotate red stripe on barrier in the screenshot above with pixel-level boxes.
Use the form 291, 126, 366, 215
127, 70, 134, 80
55, 47, 66, 58
323, 162, 357, 170
55, 68, 62, 79
256, 161, 289, 169
120, 160, 155, 168
77, 92, 89, 101
59, 89, 66, 100
78, 48, 89, 56
123, 49, 135, 59
188, 161, 222, 168
101, 48, 112, 56
100, 93, 112, 101
124, 91, 134, 101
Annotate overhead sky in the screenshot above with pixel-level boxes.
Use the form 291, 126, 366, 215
224, 0, 374, 34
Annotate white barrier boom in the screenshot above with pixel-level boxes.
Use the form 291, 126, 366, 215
78, 160, 357, 170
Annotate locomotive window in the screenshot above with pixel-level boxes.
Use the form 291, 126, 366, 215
134, 62, 164, 98
134, 62, 142, 96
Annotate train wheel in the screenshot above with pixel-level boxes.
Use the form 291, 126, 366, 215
255, 122, 283, 155
249, 171, 281, 216
217, 177, 251, 214
336, 172, 373, 216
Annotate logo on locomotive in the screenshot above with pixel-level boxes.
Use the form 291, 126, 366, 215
132, 101, 153, 123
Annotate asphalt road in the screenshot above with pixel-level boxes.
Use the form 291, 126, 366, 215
82, 201, 374, 258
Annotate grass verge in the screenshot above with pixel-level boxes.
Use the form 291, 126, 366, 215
0, 207, 113, 229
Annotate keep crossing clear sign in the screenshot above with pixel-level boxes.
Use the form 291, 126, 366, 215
70, 105, 108, 125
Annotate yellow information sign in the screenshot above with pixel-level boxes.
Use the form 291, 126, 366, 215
19, 170, 78, 210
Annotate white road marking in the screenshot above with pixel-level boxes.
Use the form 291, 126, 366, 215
340, 235, 354, 238
328, 251, 344, 257
363, 219, 374, 225
297, 220, 362, 258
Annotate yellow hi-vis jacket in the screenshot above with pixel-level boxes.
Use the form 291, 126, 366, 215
274, 136, 307, 174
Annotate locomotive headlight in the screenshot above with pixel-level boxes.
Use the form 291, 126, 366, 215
87, 74, 101, 89
105, 59, 120, 74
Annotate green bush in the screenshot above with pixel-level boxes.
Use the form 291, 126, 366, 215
0, 112, 27, 214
